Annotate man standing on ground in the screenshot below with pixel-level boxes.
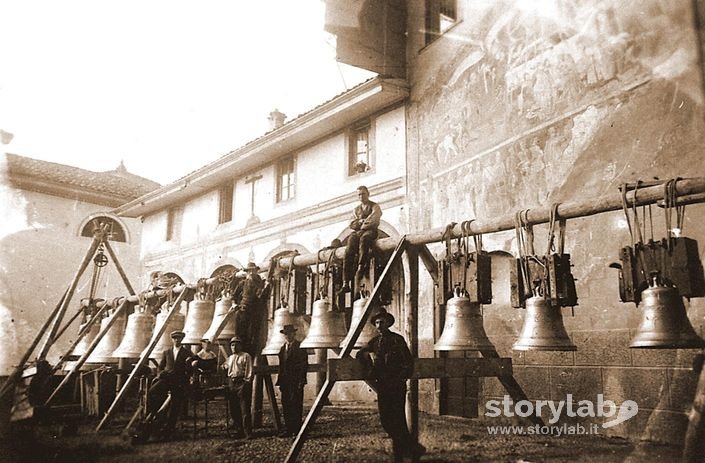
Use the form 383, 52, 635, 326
343, 185, 382, 292
357, 310, 425, 462
222, 336, 254, 439
276, 324, 308, 437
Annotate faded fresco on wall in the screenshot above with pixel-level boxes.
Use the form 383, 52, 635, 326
413, 0, 703, 228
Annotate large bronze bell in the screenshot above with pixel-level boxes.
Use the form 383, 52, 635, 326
435, 288, 494, 351
86, 308, 127, 364
63, 317, 101, 371
112, 306, 156, 359
513, 296, 576, 351
202, 297, 236, 343
148, 305, 186, 362
261, 303, 309, 355
182, 299, 215, 345
301, 297, 347, 349
340, 294, 380, 349
630, 274, 705, 349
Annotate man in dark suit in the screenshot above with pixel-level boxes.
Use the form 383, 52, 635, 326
357, 310, 425, 462
276, 324, 308, 437
147, 330, 195, 435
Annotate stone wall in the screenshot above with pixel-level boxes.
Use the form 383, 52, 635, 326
405, 0, 705, 443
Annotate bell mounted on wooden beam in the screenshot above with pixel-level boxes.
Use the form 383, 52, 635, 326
64, 307, 102, 371
435, 286, 494, 351
111, 305, 155, 359
511, 208, 578, 351
340, 290, 380, 349
513, 295, 577, 351
202, 297, 236, 344
301, 296, 347, 349
149, 303, 186, 363
261, 301, 309, 355
182, 279, 216, 345
630, 272, 705, 349
86, 305, 128, 364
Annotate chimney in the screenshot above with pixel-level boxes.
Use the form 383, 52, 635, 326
268, 109, 286, 131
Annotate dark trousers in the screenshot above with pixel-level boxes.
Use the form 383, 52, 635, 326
147, 378, 185, 431
343, 229, 378, 285
377, 381, 414, 462
280, 385, 304, 435
228, 378, 252, 437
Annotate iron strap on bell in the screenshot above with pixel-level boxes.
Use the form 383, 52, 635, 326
511, 208, 577, 351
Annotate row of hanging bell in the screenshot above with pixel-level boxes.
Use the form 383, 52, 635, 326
630, 272, 705, 349
300, 296, 347, 349
261, 302, 310, 355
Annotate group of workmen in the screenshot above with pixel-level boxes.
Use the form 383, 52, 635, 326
144, 186, 425, 462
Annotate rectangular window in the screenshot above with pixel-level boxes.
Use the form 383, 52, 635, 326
276, 156, 296, 202
348, 122, 371, 176
166, 206, 183, 242
425, 0, 457, 45
218, 183, 234, 224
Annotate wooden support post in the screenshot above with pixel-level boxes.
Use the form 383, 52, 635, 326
38, 232, 104, 360
45, 300, 130, 406
404, 246, 419, 443
314, 349, 327, 396
683, 354, 705, 463
54, 303, 87, 344
253, 356, 264, 427
260, 356, 283, 432
96, 288, 189, 431
0, 289, 68, 400
285, 237, 407, 463
102, 239, 137, 295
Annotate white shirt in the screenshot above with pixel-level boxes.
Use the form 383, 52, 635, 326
222, 351, 253, 381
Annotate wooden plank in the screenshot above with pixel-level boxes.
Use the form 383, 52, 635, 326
417, 244, 439, 284
404, 247, 419, 441
328, 357, 512, 382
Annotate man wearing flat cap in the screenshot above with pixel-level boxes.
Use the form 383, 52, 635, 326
222, 336, 254, 438
147, 330, 195, 436
357, 310, 425, 462
233, 262, 271, 354
276, 324, 308, 437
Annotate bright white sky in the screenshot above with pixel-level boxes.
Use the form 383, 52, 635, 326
0, 0, 374, 185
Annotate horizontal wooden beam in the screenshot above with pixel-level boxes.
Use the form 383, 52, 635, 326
327, 357, 512, 382
253, 363, 327, 376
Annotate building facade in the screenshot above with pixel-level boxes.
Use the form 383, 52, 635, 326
325, 0, 705, 443
0, 154, 159, 374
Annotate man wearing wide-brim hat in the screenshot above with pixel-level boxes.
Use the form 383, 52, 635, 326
276, 324, 308, 437
146, 330, 195, 437
222, 336, 254, 438
357, 309, 425, 461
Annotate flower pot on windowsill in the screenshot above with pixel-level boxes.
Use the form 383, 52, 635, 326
354, 162, 369, 174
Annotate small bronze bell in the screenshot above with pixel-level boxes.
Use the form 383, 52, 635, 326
435, 288, 494, 351
301, 297, 347, 349
630, 273, 705, 349
513, 296, 577, 351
